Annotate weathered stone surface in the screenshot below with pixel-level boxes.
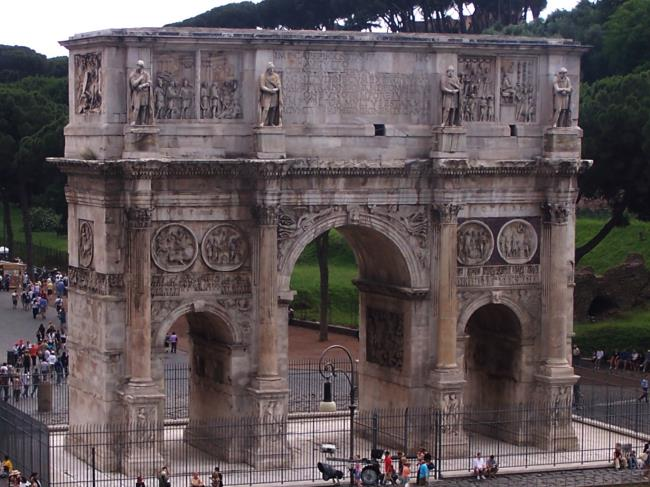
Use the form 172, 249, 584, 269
575, 253, 650, 321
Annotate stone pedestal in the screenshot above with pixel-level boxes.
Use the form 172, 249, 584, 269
254, 127, 286, 159
543, 127, 582, 159
430, 126, 467, 158
118, 380, 166, 476
246, 382, 290, 468
430, 369, 468, 458
37, 382, 52, 412
123, 126, 160, 158
532, 375, 579, 451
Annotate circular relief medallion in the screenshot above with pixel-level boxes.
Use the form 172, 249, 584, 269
497, 219, 538, 264
457, 220, 494, 266
151, 224, 198, 272
78, 220, 94, 268
201, 224, 249, 271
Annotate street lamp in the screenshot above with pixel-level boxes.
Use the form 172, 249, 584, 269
319, 344, 357, 487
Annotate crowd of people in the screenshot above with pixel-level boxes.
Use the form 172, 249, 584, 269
573, 345, 650, 373
612, 441, 650, 478
1, 454, 42, 487
1, 270, 69, 401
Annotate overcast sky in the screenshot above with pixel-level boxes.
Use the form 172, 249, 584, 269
2, 0, 581, 59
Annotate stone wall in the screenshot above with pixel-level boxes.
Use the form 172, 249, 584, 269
574, 253, 650, 321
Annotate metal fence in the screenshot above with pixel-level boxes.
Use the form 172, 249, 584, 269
0, 397, 50, 486
4, 380, 69, 425
5, 394, 650, 486
45, 398, 650, 487
10, 241, 68, 271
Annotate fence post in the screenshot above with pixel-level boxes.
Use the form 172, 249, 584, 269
372, 411, 378, 451
91, 446, 96, 487
403, 408, 408, 452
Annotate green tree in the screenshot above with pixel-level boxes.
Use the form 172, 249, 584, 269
577, 70, 650, 263
603, 0, 650, 75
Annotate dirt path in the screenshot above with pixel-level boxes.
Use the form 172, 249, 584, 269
288, 325, 359, 360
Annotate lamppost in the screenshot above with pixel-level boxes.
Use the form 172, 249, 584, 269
319, 344, 357, 487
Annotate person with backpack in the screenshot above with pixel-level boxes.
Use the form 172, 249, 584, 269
416, 458, 429, 486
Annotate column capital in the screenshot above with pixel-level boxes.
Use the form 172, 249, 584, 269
254, 205, 279, 226
126, 207, 152, 229
541, 202, 570, 224
433, 203, 463, 224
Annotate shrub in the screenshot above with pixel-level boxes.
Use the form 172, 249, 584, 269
30, 206, 61, 232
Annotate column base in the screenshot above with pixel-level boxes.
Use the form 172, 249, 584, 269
430, 126, 467, 159
122, 125, 160, 158
430, 368, 468, 458
118, 380, 166, 476
245, 377, 290, 468
532, 373, 579, 451
254, 126, 286, 159
543, 127, 582, 159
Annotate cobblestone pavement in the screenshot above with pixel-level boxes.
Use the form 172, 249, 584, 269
287, 467, 649, 486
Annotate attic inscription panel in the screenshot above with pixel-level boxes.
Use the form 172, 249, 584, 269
273, 50, 433, 124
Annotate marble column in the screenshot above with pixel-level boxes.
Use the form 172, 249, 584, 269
534, 201, 578, 450
248, 204, 289, 468
539, 202, 574, 374
256, 205, 281, 379
430, 203, 466, 457
119, 202, 165, 475
434, 203, 462, 369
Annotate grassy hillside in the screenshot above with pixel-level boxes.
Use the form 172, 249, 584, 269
576, 217, 650, 274
0, 207, 67, 252
574, 307, 650, 353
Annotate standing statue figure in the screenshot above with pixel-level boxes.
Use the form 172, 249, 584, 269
210, 81, 221, 118
128, 60, 154, 125
165, 80, 179, 119
154, 78, 166, 120
179, 79, 194, 119
552, 67, 572, 128
440, 65, 462, 127
258, 62, 282, 127
200, 82, 209, 118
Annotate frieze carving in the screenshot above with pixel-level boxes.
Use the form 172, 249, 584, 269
497, 219, 538, 264
457, 264, 540, 287
151, 271, 251, 297
366, 306, 404, 369
154, 53, 196, 120
151, 224, 198, 272
78, 219, 94, 268
68, 266, 124, 295
500, 58, 537, 123
541, 202, 570, 224
433, 203, 463, 224
255, 205, 279, 226
457, 220, 494, 266
152, 299, 181, 323
201, 224, 249, 271
74, 52, 102, 114
216, 298, 251, 312
459, 56, 496, 122
126, 208, 152, 229
200, 51, 243, 120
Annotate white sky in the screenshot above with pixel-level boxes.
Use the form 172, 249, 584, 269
1, 0, 580, 59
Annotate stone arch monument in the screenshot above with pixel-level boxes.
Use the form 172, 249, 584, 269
53, 28, 589, 470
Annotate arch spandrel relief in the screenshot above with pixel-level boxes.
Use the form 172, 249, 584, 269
201, 224, 249, 272
151, 223, 199, 272
457, 220, 494, 266
497, 219, 538, 265
78, 219, 94, 269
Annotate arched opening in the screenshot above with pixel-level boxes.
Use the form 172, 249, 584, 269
285, 221, 421, 412
588, 295, 618, 319
464, 304, 522, 411
160, 309, 247, 421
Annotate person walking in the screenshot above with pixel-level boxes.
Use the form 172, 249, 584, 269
169, 332, 178, 354
640, 376, 649, 403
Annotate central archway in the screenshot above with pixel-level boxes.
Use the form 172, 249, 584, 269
279, 211, 430, 411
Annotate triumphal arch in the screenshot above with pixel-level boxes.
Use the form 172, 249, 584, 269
53, 28, 588, 468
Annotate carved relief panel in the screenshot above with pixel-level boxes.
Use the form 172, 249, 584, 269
151, 223, 198, 272
201, 224, 249, 271
78, 220, 94, 268
74, 53, 102, 114
154, 53, 196, 120
458, 56, 496, 122
200, 51, 243, 120
366, 306, 404, 369
457, 220, 494, 266
273, 50, 433, 124
499, 58, 538, 123
497, 219, 538, 264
